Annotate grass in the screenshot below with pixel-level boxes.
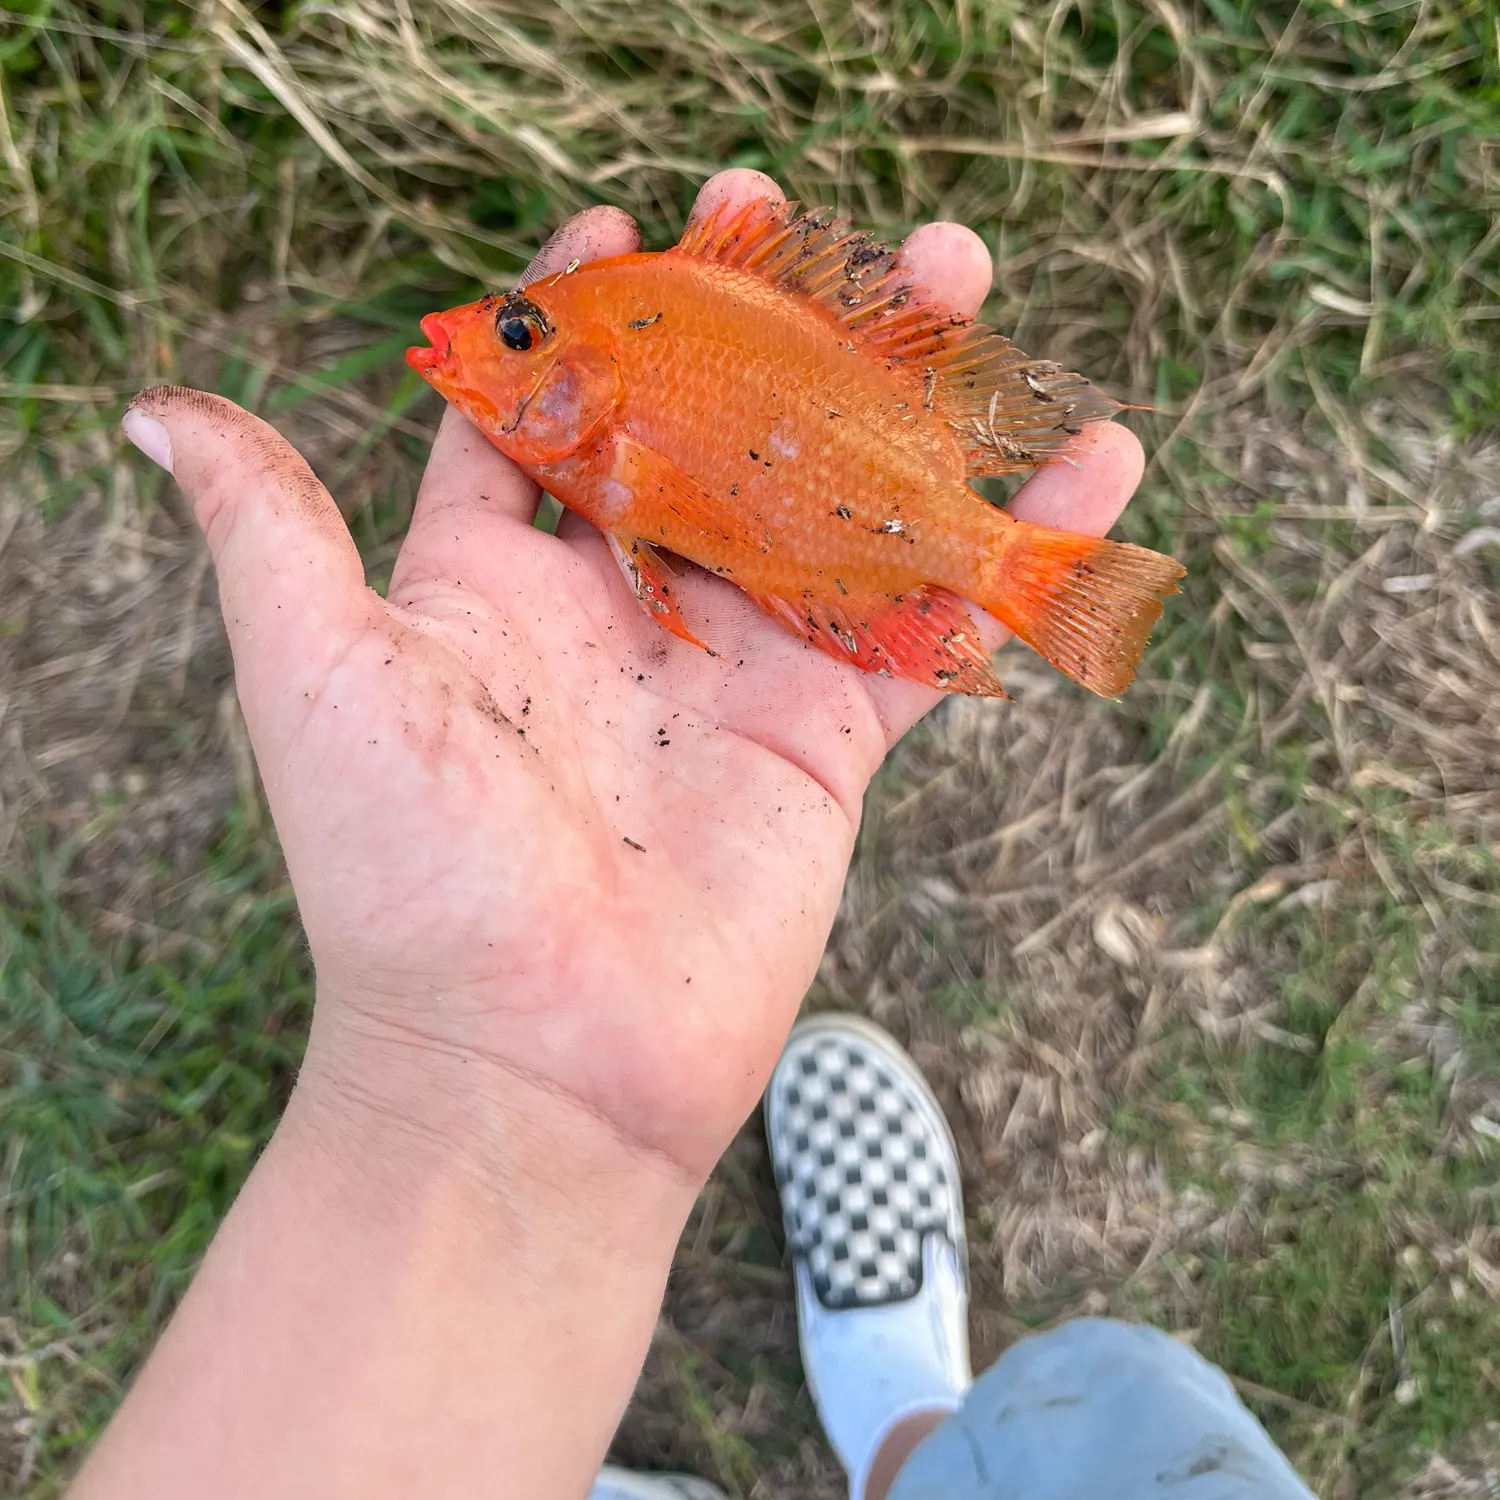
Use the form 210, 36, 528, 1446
3, 0, 1500, 1495
0, 818, 311, 1483
1140, 888, 1500, 1493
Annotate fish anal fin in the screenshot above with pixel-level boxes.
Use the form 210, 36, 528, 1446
747, 583, 1006, 698
605, 533, 711, 652
673, 199, 1120, 476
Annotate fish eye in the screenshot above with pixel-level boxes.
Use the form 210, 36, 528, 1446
494, 295, 549, 353
498, 316, 533, 351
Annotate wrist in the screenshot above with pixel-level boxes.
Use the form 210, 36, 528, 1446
285, 995, 700, 1268
77, 992, 698, 1500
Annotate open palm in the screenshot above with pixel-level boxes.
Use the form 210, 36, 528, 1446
126, 170, 1145, 1186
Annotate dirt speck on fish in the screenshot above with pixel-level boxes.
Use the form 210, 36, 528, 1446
407, 198, 1185, 698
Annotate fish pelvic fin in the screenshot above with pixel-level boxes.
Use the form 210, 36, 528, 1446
606, 533, 712, 652
747, 584, 1006, 698
981, 521, 1185, 697
672, 198, 1120, 475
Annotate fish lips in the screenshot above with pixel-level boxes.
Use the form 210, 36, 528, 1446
406, 312, 454, 378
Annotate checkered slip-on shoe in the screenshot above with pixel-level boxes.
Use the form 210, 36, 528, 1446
588, 1467, 727, 1500
764, 1014, 971, 1500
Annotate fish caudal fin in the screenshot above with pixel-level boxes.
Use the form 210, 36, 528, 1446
983, 523, 1185, 697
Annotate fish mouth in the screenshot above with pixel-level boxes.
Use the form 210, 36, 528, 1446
406, 313, 452, 376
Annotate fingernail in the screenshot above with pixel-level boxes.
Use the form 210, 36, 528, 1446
121, 408, 173, 474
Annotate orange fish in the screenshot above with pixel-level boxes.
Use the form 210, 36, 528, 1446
407, 198, 1184, 697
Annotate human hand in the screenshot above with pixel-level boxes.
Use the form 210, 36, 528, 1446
123, 170, 1145, 1197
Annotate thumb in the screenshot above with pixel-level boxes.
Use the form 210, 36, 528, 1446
122, 386, 373, 730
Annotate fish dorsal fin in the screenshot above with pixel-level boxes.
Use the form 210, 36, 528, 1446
673, 198, 1121, 476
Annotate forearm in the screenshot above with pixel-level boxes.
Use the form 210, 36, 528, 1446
71, 1014, 696, 1500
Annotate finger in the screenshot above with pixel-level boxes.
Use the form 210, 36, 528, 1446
860, 419, 1147, 743
1007, 417, 1145, 532
686, 168, 786, 228
896, 221, 994, 319
403, 403, 540, 548
518, 203, 643, 288
121, 385, 371, 730
392, 207, 643, 599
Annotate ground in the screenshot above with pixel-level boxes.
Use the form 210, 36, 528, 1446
2, 3, 1499, 1496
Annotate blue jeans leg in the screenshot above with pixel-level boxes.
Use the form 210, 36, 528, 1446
886, 1319, 1316, 1500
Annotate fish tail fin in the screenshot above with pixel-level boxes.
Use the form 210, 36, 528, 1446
980, 520, 1185, 697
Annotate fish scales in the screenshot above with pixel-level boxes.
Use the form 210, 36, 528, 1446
557, 256, 969, 595
407, 197, 1185, 698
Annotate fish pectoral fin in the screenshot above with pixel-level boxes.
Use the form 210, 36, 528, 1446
612, 436, 767, 556
746, 584, 1006, 698
605, 532, 712, 653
